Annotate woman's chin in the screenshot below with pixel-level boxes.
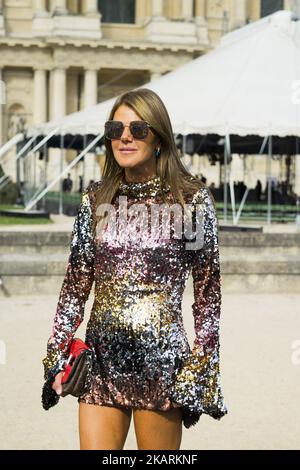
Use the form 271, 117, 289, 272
117, 159, 139, 168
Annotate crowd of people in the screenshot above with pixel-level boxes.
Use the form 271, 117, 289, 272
62, 174, 94, 194
197, 174, 299, 205
63, 171, 299, 205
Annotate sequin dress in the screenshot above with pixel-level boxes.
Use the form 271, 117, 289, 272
42, 175, 228, 428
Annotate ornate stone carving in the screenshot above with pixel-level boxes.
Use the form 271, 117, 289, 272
7, 113, 27, 138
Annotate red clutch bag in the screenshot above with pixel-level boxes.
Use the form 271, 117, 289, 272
60, 338, 93, 397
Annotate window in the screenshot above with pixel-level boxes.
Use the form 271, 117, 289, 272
260, 0, 284, 18
98, 0, 135, 24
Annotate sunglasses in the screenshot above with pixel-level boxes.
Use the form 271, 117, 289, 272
104, 120, 153, 140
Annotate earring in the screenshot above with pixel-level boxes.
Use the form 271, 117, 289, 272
155, 147, 161, 158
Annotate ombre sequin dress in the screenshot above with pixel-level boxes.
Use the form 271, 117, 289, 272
42, 175, 228, 428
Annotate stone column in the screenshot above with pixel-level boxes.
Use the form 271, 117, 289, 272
84, 69, 98, 184
85, 0, 98, 17
152, 0, 165, 19
0, 0, 5, 37
0, 68, 15, 180
33, 69, 47, 125
148, 0, 197, 45
234, 0, 247, 28
181, 0, 194, 21
195, 0, 205, 16
84, 69, 98, 108
52, 0, 68, 15
49, 67, 67, 190
51, 67, 66, 120
34, 0, 47, 16
195, 0, 209, 44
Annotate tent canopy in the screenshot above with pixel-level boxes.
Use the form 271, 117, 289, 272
26, 10, 300, 141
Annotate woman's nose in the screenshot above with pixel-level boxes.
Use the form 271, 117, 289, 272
121, 124, 133, 141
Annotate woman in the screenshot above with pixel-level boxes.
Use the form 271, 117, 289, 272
42, 88, 228, 450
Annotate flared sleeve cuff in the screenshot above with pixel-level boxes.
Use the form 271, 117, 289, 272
41, 345, 68, 410
170, 344, 228, 428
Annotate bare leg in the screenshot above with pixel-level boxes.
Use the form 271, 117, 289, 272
79, 402, 132, 450
133, 408, 183, 450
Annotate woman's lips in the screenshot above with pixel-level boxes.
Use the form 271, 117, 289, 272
119, 149, 137, 153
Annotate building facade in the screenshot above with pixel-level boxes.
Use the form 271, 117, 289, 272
0, 0, 298, 195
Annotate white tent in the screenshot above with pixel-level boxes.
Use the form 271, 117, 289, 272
7, 9, 299, 221
26, 10, 300, 139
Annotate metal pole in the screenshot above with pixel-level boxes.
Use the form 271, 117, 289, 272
82, 133, 87, 191
267, 135, 272, 225
223, 136, 228, 223
33, 140, 37, 195
42, 140, 47, 211
0, 133, 24, 161
230, 178, 236, 224
23, 149, 28, 206
182, 134, 186, 155
234, 187, 249, 225
181, 134, 188, 172
16, 128, 59, 161
44, 142, 47, 186
93, 147, 96, 180
24, 133, 103, 211
29, 135, 36, 202
225, 134, 236, 223
59, 132, 64, 215
16, 141, 22, 187
234, 135, 269, 224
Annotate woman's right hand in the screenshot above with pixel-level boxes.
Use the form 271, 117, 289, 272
51, 371, 64, 396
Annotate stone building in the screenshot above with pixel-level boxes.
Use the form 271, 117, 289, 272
0, 0, 298, 195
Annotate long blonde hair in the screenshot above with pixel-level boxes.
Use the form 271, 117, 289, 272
92, 88, 206, 236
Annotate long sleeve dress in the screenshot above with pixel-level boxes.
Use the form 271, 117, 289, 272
42, 175, 228, 428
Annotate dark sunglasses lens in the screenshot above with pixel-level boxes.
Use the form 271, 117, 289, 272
130, 122, 148, 139
105, 121, 123, 139
104, 121, 150, 139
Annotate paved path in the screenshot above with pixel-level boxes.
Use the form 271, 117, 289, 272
0, 292, 299, 450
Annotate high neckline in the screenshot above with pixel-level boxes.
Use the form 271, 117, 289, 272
118, 174, 170, 198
